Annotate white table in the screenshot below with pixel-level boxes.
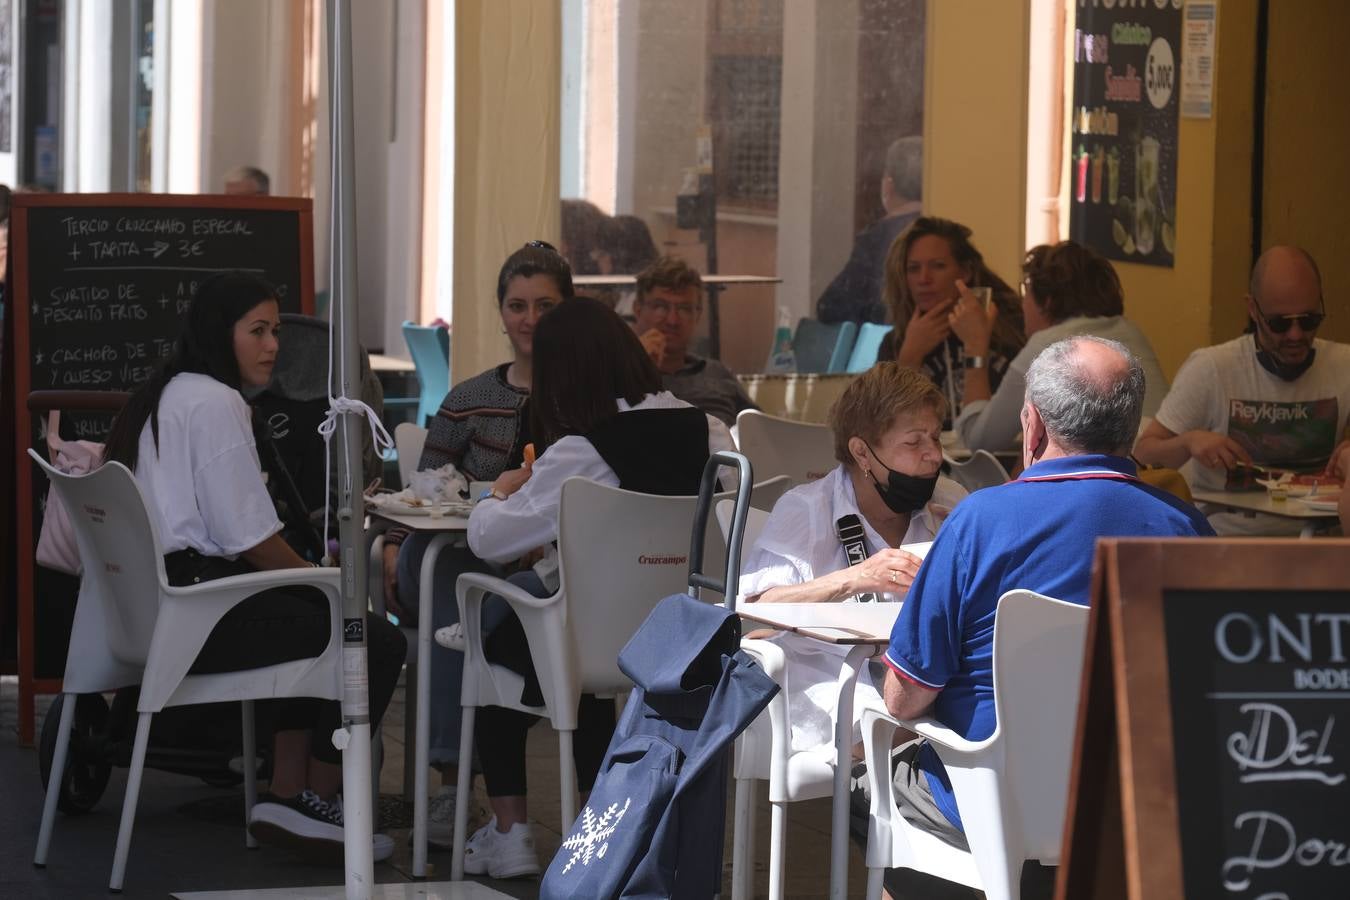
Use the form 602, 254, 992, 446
1191, 489, 1339, 537
737, 603, 902, 900
367, 506, 471, 879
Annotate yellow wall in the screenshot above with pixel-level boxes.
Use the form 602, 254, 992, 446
923, 0, 1031, 286
451, 1, 562, 384
1261, 0, 1350, 344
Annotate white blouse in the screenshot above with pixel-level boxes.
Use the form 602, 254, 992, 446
738, 464, 966, 752
133, 373, 282, 557
467, 391, 735, 563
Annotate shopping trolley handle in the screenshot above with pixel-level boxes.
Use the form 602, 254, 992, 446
687, 450, 753, 609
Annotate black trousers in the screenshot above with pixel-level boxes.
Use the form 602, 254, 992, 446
472, 571, 616, 797
168, 549, 406, 765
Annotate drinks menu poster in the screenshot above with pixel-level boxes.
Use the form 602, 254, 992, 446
1069, 0, 1182, 269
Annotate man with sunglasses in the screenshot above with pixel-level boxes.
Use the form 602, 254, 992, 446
1135, 246, 1350, 534
631, 255, 758, 426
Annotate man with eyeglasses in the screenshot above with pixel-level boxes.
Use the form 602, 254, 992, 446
631, 255, 758, 426
1135, 245, 1350, 535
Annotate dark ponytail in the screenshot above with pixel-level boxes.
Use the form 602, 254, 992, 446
102, 271, 278, 470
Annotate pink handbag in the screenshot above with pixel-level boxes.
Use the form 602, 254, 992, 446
35, 412, 105, 575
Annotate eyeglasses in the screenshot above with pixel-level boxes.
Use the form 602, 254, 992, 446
524, 240, 557, 252
642, 299, 701, 319
1251, 294, 1325, 334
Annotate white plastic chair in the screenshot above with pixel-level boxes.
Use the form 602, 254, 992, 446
714, 499, 841, 900
735, 410, 836, 486
448, 476, 721, 879
29, 451, 344, 893
860, 589, 1089, 900
944, 448, 1010, 493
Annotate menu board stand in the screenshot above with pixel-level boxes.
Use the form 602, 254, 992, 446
3, 193, 314, 746
1056, 538, 1350, 900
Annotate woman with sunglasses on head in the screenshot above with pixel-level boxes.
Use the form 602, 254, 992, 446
876, 217, 1025, 423
948, 240, 1168, 453
383, 241, 573, 845
457, 296, 735, 879
1135, 245, 1350, 535
100, 271, 407, 863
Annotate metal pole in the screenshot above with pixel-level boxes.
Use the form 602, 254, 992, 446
326, 1, 374, 896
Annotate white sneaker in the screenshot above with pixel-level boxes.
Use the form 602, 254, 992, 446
426, 784, 458, 848
434, 623, 466, 651
462, 816, 540, 879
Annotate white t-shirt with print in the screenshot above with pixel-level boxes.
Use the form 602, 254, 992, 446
134, 372, 283, 556
738, 464, 966, 752
1154, 334, 1350, 534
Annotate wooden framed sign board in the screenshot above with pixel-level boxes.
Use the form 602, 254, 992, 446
1056, 538, 1350, 899
1, 193, 314, 745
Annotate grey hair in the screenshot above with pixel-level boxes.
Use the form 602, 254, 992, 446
1025, 335, 1144, 455
884, 136, 923, 202
224, 164, 270, 194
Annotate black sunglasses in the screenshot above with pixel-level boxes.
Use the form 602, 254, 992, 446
1251, 294, 1324, 334
524, 240, 557, 252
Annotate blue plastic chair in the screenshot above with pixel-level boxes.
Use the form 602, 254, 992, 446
844, 323, 893, 373
792, 319, 858, 374
402, 321, 451, 428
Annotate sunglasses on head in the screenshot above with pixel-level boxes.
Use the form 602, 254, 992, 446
1252, 294, 1325, 334
524, 240, 557, 252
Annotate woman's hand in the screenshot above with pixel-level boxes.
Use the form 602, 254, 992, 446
491, 463, 533, 499
835, 547, 925, 599
947, 280, 995, 356
896, 298, 955, 367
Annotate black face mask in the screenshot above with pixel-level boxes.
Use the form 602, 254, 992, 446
1254, 332, 1316, 382
864, 441, 939, 514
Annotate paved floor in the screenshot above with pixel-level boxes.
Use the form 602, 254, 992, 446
1, 673, 889, 899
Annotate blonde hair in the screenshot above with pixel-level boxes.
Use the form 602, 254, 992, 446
828, 362, 947, 465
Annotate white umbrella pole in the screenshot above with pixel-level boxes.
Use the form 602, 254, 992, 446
325, 0, 375, 896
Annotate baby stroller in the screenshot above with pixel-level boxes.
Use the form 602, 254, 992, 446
539, 452, 780, 900
34, 317, 384, 813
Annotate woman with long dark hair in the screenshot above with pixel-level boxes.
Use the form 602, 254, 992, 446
877, 216, 1026, 422
455, 297, 735, 879
102, 270, 406, 863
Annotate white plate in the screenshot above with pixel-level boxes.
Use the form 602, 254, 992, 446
1293, 495, 1341, 512
368, 495, 475, 517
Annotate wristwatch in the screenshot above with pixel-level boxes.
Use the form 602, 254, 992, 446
479, 487, 508, 502
964, 355, 987, 369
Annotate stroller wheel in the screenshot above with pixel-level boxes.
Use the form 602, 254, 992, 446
38, 694, 113, 815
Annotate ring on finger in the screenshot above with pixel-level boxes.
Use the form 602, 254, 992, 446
889, 570, 899, 584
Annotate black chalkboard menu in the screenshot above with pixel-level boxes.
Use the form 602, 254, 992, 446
1056, 539, 1350, 900
2, 192, 313, 746
1165, 588, 1350, 899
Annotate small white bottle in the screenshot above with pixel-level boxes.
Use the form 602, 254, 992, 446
765, 305, 797, 374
